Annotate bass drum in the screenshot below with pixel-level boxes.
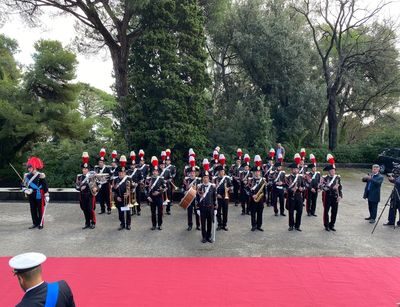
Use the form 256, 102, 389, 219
179, 186, 197, 209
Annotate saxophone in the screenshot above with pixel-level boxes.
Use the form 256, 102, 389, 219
254, 178, 266, 202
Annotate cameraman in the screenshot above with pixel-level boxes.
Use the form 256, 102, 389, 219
383, 169, 400, 226
362, 164, 383, 224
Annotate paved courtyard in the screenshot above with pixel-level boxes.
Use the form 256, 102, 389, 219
0, 169, 398, 257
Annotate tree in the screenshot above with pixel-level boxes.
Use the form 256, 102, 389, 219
293, 0, 399, 150
227, 0, 325, 143
127, 0, 210, 163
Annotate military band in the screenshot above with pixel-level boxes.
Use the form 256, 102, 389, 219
18, 146, 346, 237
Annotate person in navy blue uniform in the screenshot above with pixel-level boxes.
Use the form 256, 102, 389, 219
9, 252, 75, 307
146, 157, 166, 230
95, 148, 112, 215
239, 163, 252, 215
196, 168, 217, 243
127, 152, 143, 216
321, 164, 343, 231
214, 164, 232, 231
183, 167, 201, 231
362, 164, 384, 224
75, 159, 96, 230
271, 162, 286, 217
23, 157, 49, 230
285, 163, 305, 231
112, 161, 132, 231
249, 165, 266, 232
305, 163, 321, 217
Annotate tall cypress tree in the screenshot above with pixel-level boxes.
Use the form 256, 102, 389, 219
125, 0, 211, 162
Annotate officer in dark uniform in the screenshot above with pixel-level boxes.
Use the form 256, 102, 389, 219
229, 150, 242, 206
263, 159, 275, 207
138, 150, 149, 209
321, 164, 343, 231
385, 171, 400, 226
164, 150, 177, 215
271, 162, 286, 217
95, 148, 112, 215
214, 164, 232, 231
127, 151, 142, 216
183, 167, 201, 230
239, 163, 252, 215
147, 157, 166, 230
249, 165, 266, 231
75, 158, 96, 229
306, 163, 320, 217
112, 157, 132, 230
286, 163, 305, 231
196, 167, 217, 243
22, 157, 49, 230
9, 252, 75, 307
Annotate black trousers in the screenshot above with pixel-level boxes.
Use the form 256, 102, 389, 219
28, 196, 43, 226
80, 194, 95, 226
97, 183, 111, 212
266, 185, 273, 206
240, 187, 250, 213
250, 199, 264, 228
150, 196, 163, 227
288, 193, 303, 228
217, 198, 228, 227
368, 201, 378, 220
200, 207, 213, 239
323, 193, 338, 228
272, 187, 285, 214
233, 179, 240, 204
116, 202, 131, 227
306, 189, 318, 215
187, 201, 200, 227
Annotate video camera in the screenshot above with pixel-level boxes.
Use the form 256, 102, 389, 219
388, 162, 400, 178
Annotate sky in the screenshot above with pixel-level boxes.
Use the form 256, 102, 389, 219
1, 0, 400, 95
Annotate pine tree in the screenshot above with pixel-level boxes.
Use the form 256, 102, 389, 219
125, 0, 211, 162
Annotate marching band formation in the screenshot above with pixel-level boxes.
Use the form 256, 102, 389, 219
21, 146, 343, 243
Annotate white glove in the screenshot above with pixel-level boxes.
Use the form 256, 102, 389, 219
45, 195, 50, 203
214, 209, 217, 215
196, 210, 200, 216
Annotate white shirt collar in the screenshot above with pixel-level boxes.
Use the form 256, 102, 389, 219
25, 281, 44, 293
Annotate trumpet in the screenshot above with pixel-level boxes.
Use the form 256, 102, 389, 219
125, 180, 134, 208
110, 182, 116, 210
224, 181, 230, 200
130, 182, 139, 207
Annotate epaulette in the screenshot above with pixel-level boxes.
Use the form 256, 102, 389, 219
39, 173, 46, 179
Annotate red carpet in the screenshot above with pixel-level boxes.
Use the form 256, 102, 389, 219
1, 257, 399, 306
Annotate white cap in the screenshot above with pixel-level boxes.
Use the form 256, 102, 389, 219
9, 252, 46, 273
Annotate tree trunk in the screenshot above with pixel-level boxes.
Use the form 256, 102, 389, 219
327, 89, 338, 151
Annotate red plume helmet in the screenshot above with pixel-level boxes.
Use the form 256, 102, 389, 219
111, 150, 117, 159
166, 149, 171, 158
269, 148, 275, 159
130, 151, 136, 161
151, 156, 158, 169
237, 148, 243, 159
310, 154, 316, 165
219, 154, 226, 166
81, 152, 89, 164
27, 157, 44, 170
188, 148, 196, 157
327, 154, 335, 166
294, 153, 301, 165
189, 156, 196, 168
99, 148, 106, 158
300, 148, 306, 159
119, 155, 127, 168
254, 155, 262, 167
139, 150, 144, 158
213, 150, 219, 161
203, 158, 210, 171
161, 151, 166, 161
244, 154, 250, 164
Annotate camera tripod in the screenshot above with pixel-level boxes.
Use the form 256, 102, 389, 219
372, 186, 400, 234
